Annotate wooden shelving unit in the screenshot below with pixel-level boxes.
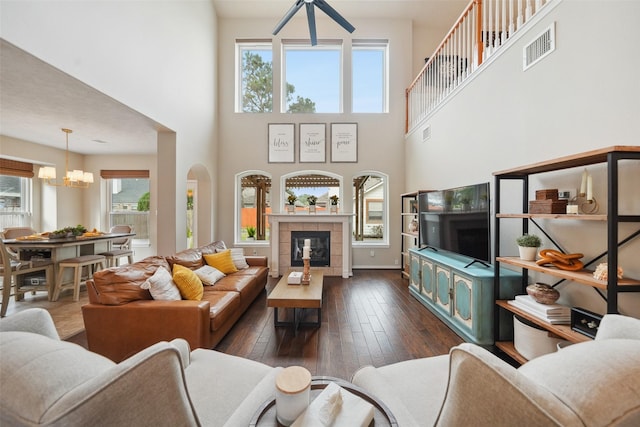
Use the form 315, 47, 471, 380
493, 146, 640, 364
400, 191, 419, 279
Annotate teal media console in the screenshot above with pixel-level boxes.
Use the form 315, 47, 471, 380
409, 247, 520, 345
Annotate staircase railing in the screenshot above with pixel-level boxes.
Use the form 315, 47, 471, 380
406, 0, 552, 133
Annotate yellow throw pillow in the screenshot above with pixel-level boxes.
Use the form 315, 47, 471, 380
203, 249, 239, 274
172, 264, 203, 300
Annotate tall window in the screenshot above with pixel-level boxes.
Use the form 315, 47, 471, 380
236, 171, 271, 244
237, 41, 273, 113
282, 41, 342, 113
0, 159, 34, 229
102, 170, 150, 247
353, 172, 388, 245
352, 41, 388, 113
0, 175, 31, 229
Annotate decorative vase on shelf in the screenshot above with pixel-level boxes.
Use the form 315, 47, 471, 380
518, 246, 538, 261
309, 205, 316, 214
287, 204, 295, 214
330, 205, 338, 214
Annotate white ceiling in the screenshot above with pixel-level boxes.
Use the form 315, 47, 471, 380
0, 0, 465, 157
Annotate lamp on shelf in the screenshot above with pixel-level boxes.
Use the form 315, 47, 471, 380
38, 128, 94, 188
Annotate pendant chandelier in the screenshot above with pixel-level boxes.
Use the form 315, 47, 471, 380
38, 128, 94, 188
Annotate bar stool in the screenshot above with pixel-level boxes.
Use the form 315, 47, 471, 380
100, 225, 134, 267
52, 255, 106, 302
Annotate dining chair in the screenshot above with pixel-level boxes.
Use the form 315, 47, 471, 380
0, 238, 54, 317
99, 225, 134, 267
1, 227, 37, 240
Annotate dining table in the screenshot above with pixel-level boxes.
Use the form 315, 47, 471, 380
3, 232, 136, 283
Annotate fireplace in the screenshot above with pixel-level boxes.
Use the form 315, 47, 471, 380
267, 213, 353, 278
291, 231, 330, 267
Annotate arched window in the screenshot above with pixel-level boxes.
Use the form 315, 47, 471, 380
352, 172, 388, 246
235, 171, 271, 244
281, 171, 342, 214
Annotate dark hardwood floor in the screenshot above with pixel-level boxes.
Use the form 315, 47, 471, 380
3, 269, 464, 381
216, 270, 463, 380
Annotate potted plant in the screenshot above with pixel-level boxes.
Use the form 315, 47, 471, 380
516, 233, 542, 261
286, 194, 297, 214
246, 226, 256, 240
307, 195, 317, 214
329, 195, 339, 213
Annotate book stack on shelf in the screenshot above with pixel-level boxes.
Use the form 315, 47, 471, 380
507, 295, 571, 324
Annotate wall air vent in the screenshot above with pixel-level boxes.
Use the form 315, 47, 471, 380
422, 125, 431, 142
523, 23, 555, 71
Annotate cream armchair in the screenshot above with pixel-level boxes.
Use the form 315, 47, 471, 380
352, 314, 640, 426
0, 308, 282, 426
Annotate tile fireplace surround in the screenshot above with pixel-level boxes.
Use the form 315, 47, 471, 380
267, 214, 354, 278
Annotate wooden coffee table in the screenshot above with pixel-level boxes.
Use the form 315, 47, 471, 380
267, 271, 323, 333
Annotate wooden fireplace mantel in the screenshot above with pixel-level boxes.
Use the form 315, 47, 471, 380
267, 214, 354, 278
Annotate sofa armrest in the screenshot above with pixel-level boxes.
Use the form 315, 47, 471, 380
82, 300, 211, 362
245, 255, 267, 267
595, 314, 640, 340
48, 341, 200, 425
0, 308, 60, 340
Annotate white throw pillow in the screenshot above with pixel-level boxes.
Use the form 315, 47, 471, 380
230, 247, 249, 269
140, 267, 181, 300
194, 265, 226, 286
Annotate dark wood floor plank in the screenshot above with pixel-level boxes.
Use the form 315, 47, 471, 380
215, 269, 464, 379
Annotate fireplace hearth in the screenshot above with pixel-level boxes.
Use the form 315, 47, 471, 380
291, 231, 330, 267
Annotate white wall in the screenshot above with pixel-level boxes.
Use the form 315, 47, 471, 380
0, 0, 219, 255
404, 0, 640, 316
217, 17, 413, 267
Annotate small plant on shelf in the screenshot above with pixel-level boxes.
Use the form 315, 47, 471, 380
330, 195, 339, 205
516, 233, 542, 247
308, 195, 317, 205
516, 233, 541, 261
246, 226, 256, 239
287, 194, 297, 205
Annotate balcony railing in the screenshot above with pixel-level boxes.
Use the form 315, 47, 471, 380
406, 0, 552, 133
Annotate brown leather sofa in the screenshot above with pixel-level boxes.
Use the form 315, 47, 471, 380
82, 241, 268, 362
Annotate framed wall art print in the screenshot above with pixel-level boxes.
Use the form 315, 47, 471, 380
331, 123, 357, 163
299, 123, 326, 163
268, 123, 295, 163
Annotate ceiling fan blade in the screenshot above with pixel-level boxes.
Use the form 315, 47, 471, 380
314, 0, 355, 33
306, 3, 318, 46
272, 0, 305, 35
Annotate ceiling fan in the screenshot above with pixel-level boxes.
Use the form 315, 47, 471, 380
272, 0, 355, 46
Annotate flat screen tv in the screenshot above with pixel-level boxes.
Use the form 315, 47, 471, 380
418, 182, 490, 263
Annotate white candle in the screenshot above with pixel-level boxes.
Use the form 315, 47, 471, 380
586, 175, 593, 201
304, 239, 311, 247
580, 169, 588, 195
303, 246, 310, 258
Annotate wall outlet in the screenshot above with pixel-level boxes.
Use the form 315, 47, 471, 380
558, 189, 575, 200
252, 249, 257, 255
394, 259, 399, 265
370, 250, 375, 257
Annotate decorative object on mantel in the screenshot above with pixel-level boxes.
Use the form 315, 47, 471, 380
569, 168, 599, 214
308, 195, 317, 214
593, 262, 624, 281
516, 233, 541, 261
526, 283, 560, 305
536, 249, 584, 271
329, 195, 339, 214
529, 188, 567, 214
38, 128, 94, 189
287, 194, 297, 214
